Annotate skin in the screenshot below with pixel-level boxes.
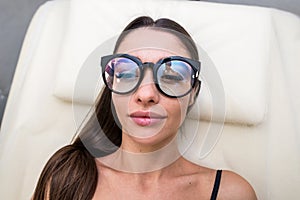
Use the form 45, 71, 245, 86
93, 28, 257, 200
113, 48, 192, 153
112, 28, 195, 153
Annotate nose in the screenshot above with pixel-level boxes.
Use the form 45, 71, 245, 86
134, 69, 160, 106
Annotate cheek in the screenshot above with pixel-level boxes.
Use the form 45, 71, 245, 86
111, 94, 130, 123
163, 96, 190, 127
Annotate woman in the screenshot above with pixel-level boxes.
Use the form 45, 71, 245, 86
32, 16, 257, 200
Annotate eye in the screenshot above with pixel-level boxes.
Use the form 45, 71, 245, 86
115, 71, 137, 79
160, 74, 184, 81
113, 58, 140, 80
160, 62, 185, 83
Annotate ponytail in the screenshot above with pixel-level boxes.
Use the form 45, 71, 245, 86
32, 139, 98, 200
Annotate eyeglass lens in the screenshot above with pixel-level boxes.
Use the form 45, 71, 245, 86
104, 57, 194, 97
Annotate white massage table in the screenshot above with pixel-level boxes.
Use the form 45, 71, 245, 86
0, 0, 299, 199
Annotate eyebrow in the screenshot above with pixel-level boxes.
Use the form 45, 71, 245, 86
135, 55, 143, 61
128, 54, 172, 63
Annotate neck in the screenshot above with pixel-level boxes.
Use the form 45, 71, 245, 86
97, 135, 181, 173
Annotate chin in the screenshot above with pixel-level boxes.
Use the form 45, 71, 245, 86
122, 130, 177, 152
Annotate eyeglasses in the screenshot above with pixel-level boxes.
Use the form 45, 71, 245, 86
101, 54, 201, 98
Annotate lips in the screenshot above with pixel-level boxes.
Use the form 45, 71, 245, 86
129, 111, 166, 126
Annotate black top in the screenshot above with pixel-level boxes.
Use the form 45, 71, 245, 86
210, 170, 222, 200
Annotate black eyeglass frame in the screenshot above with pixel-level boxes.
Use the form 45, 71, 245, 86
101, 53, 201, 98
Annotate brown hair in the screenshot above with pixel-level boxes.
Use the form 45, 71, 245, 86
32, 16, 200, 200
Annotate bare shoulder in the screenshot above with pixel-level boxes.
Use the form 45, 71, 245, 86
218, 170, 257, 200
177, 158, 257, 199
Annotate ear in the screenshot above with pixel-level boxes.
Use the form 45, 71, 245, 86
188, 90, 196, 106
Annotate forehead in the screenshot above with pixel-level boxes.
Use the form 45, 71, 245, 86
116, 28, 190, 59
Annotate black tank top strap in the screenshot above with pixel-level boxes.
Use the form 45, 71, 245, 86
210, 170, 222, 200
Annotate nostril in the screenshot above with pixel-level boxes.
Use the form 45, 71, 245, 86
137, 98, 155, 103
136, 87, 159, 105
148, 99, 155, 104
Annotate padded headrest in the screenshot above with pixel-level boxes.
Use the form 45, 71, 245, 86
53, 0, 272, 125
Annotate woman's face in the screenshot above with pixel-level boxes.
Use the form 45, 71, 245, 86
112, 28, 196, 151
